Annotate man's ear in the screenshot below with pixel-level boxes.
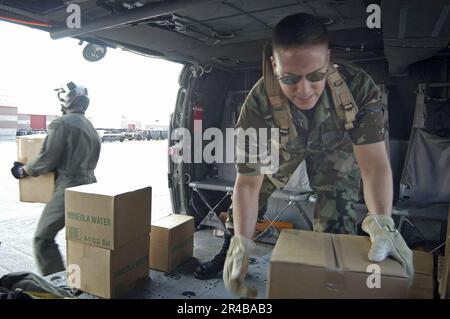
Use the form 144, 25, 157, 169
270, 55, 277, 71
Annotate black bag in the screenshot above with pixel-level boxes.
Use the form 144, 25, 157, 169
0, 272, 75, 299
424, 99, 450, 137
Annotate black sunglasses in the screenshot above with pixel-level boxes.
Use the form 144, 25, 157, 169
276, 67, 328, 85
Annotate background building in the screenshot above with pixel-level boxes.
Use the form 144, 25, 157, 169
1, 93, 64, 140
0, 95, 18, 140
120, 115, 145, 130
17, 113, 30, 130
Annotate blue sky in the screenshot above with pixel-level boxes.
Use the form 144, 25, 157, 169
0, 20, 183, 128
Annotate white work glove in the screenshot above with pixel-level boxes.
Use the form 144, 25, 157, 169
223, 235, 257, 298
362, 214, 414, 285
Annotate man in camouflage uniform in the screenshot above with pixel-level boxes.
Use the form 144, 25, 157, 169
234, 55, 382, 235
221, 13, 413, 298
11, 82, 101, 276
193, 14, 387, 280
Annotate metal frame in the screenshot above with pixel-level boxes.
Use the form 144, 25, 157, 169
50, 0, 217, 39
395, 81, 450, 248
269, 190, 315, 231
189, 180, 314, 231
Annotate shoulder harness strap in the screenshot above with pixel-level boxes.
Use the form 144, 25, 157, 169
262, 43, 297, 161
326, 63, 358, 130
262, 51, 358, 162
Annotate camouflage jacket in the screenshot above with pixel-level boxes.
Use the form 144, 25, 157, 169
235, 60, 386, 190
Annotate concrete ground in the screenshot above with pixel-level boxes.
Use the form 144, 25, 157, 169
0, 139, 172, 277
46, 229, 274, 299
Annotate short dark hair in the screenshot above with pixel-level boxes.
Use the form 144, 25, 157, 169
272, 13, 328, 50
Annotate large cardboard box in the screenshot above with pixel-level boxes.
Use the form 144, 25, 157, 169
439, 205, 450, 298
65, 183, 151, 250
16, 135, 55, 203
441, 235, 450, 299
267, 229, 409, 299
408, 250, 434, 299
150, 214, 194, 272
67, 234, 149, 299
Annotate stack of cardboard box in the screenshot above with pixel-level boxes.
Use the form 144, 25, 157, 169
16, 135, 55, 203
439, 205, 450, 299
267, 229, 410, 298
408, 250, 434, 299
65, 183, 152, 298
401, 205, 450, 299
441, 235, 450, 299
267, 228, 450, 299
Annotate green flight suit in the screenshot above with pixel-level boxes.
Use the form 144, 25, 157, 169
25, 112, 101, 276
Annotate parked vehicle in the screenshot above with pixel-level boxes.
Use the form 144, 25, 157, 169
16, 129, 32, 136
101, 132, 122, 143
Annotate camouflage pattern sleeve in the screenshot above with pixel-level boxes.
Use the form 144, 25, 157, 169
235, 78, 270, 175
348, 67, 386, 145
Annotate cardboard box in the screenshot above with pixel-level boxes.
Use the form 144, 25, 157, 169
408, 250, 434, 299
150, 214, 194, 272
267, 229, 409, 299
441, 235, 450, 299
439, 205, 450, 298
65, 183, 151, 250
16, 135, 55, 203
67, 234, 149, 299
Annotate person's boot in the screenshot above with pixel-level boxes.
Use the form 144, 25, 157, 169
194, 231, 232, 279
